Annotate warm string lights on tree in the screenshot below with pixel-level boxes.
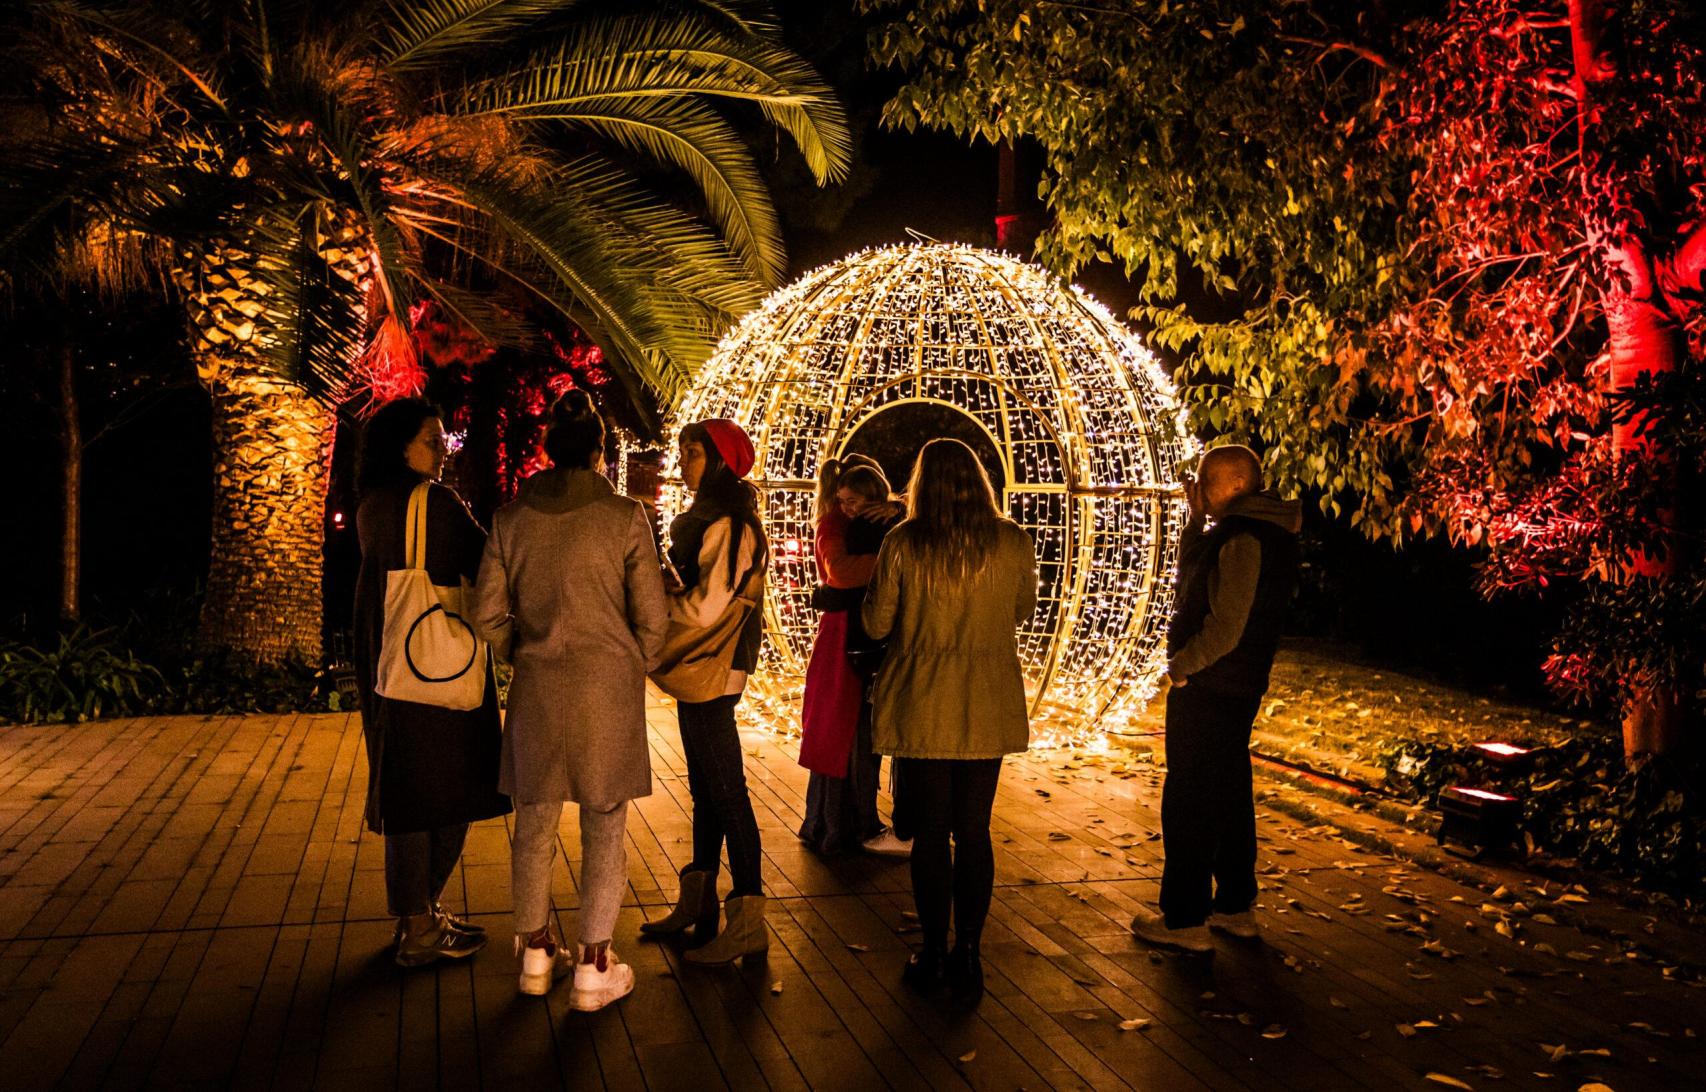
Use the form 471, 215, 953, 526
665, 243, 1194, 743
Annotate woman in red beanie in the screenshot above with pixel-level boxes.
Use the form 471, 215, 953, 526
640, 419, 772, 965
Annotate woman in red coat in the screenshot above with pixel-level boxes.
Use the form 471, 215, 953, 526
798, 456, 908, 856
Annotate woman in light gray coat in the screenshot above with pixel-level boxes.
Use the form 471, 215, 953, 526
471, 391, 668, 1011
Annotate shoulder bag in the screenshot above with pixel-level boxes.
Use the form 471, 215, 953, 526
650, 561, 765, 704
375, 482, 488, 710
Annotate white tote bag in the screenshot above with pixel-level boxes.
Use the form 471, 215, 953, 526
375, 482, 488, 710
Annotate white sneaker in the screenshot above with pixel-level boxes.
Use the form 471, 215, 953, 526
862, 829, 913, 857
569, 947, 635, 1012
1210, 911, 1261, 940
517, 937, 574, 997
1129, 906, 1214, 954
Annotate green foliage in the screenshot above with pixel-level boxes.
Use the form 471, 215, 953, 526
1382, 735, 1705, 895
0, 625, 163, 724
155, 653, 334, 718
864, 0, 1415, 530
0, 625, 339, 726
863, 0, 1706, 710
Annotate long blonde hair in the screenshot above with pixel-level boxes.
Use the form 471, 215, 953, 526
815, 453, 890, 520
898, 438, 1005, 592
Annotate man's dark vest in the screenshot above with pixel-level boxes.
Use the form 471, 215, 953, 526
669, 506, 765, 675
1167, 514, 1299, 697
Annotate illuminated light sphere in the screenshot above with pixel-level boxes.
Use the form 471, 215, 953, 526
667, 243, 1194, 741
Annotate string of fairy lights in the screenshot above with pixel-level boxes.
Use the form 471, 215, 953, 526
663, 243, 1195, 744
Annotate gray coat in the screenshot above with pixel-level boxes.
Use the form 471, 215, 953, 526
472, 469, 669, 806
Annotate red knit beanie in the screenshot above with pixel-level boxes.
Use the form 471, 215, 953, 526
699, 419, 756, 479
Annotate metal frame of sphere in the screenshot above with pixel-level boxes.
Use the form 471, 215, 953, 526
663, 242, 1195, 744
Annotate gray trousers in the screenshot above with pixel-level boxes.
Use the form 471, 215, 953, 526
511, 800, 628, 945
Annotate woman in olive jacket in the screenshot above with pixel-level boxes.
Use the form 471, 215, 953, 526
862, 438, 1037, 1001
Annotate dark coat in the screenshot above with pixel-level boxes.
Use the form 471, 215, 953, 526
1167, 492, 1301, 698
353, 480, 511, 835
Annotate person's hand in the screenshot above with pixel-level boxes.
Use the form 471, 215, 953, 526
1181, 471, 1204, 521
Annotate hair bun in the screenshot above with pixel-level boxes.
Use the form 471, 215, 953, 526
551, 388, 598, 423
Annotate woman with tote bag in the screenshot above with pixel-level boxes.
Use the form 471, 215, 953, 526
640, 419, 770, 967
353, 398, 510, 968
471, 391, 669, 1010
862, 439, 1038, 1003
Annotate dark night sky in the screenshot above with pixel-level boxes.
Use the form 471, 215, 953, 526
768, 1, 1001, 275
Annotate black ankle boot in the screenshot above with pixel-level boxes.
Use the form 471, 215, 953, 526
902, 943, 947, 991
946, 942, 983, 1000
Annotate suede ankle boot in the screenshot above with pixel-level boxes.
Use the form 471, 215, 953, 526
683, 895, 769, 966
640, 867, 718, 939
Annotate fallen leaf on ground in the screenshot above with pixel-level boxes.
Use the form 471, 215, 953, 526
846, 943, 870, 952
769, 982, 783, 995
958, 1050, 975, 1063
1118, 1018, 1151, 1031
1261, 1024, 1288, 1039
1423, 1075, 1473, 1089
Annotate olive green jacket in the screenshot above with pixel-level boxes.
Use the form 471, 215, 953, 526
861, 521, 1038, 759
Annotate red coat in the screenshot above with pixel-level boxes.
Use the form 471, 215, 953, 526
797, 511, 868, 777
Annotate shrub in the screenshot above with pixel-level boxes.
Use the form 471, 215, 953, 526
0, 624, 163, 724
1381, 735, 1705, 896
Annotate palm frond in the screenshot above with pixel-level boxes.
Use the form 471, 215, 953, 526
230, 203, 369, 398
378, 0, 586, 72
443, 164, 685, 390
531, 96, 784, 282
45, 0, 232, 114
457, 12, 852, 184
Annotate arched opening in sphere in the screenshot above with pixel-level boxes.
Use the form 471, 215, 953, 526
666, 243, 1194, 741
841, 400, 1006, 495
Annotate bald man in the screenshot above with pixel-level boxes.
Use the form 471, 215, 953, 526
1130, 445, 1302, 955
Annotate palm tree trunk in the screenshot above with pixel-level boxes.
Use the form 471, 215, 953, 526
56, 337, 82, 623
195, 362, 335, 665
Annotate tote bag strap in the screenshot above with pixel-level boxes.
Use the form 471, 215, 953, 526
404, 481, 432, 571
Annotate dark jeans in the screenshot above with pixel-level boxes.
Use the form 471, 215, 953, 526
384, 822, 469, 917
798, 699, 884, 854
898, 757, 1002, 951
678, 694, 764, 897
1159, 685, 1263, 928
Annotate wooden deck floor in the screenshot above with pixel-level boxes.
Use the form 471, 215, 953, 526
1, 695, 1701, 1090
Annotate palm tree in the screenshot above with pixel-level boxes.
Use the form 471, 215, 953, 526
2, 0, 849, 665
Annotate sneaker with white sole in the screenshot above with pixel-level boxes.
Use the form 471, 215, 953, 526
862, 829, 913, 857
516, 934, 574, 997
1129, 906, 1214, 954
1210, 911, 1261, 939
569, 946, 635, 1012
